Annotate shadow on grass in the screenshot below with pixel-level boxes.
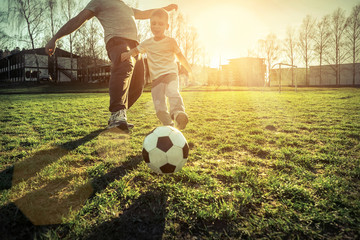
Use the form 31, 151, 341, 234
0, 202, 69, 240
0, 127, 157, 238
1, 129, 105, 190
91, 155, 143, 195
84, 189, 168, 240
0, 165, 14, 191
0, 129, 106, 234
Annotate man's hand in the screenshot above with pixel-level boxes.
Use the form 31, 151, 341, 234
164, 4, 178, 11
45, 39, 56, 56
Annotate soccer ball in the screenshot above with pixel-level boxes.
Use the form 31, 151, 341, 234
142, 126, 189, 174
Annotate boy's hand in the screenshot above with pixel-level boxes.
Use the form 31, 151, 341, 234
121, 52, 131, 62
164, 4, 178, 11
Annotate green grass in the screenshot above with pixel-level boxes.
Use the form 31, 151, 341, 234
0, 88, 359, 239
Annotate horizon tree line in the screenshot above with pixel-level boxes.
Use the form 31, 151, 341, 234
250, 4, 360, 86
0, 0, 203, 82
0, 1, 359, 86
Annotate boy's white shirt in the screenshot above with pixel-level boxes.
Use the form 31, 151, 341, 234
137, 36, 181, 81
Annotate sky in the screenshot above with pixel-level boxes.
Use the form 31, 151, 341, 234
137, 0, 358, 67
0, 0, 358, 67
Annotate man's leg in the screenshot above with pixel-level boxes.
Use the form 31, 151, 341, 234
108, 44, 134, 112
107, 40, 137, 130
127, 57, 145, 109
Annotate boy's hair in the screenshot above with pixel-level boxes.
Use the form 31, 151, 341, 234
151, 8, 169, 22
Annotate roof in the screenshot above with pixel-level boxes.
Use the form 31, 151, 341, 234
1, 48, 80, 59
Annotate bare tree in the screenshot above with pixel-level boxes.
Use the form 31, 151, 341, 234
169, 11, 201, 66
313, 15, 331, 85
173, 12, 186, 54
72, 18, 105, 82
189, 26, 200, 65
299, 15, 316, 86
61, 0, 82, 75
326, 8, 349, 85
46, 0, 56, 37
45, 0, 58, 82
12, 0, 46, 81
125, 0, 151, 42
283, 26, 298, 85
259, 33, 281, 86
0, 10, 12, 49
87, 19, 104, 67
168, 10, 177, 38
345, 4, 360, 86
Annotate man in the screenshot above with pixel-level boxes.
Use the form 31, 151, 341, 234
45, 0, 178, 130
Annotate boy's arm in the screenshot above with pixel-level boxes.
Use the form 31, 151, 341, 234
175, 52, 192, 75
133, 4, 178, 19
121, 47, 140, 62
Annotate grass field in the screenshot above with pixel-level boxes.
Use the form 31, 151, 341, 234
0, 88, 359, 239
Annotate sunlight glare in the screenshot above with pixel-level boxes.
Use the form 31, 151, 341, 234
190, 4, 265, 67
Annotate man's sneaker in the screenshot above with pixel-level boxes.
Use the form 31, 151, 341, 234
107, 109, 134, 130
174, 111, 188, 130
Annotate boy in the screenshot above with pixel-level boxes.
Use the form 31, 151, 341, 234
45, 0, 178, 131
121, 8, 192, 130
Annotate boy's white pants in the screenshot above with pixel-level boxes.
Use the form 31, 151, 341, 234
151, 73, 185, 125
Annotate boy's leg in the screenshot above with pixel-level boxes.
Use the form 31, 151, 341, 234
165, 76, 188, 130
151, 82, 173, 126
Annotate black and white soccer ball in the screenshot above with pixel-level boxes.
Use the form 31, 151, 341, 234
142, 126, 189, 174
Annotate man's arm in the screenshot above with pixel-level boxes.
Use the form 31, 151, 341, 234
133, 4, 178, 19
45, 9, 95, 56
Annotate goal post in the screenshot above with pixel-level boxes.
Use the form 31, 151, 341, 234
272, 63, 298, 92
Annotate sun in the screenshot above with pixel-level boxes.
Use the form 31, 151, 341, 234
190, 4, 265, 67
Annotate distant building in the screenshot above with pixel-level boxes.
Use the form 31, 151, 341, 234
220, 57, 266, 86
309, 63, 360, 86
270, 63, 360, 87
0, 48, 79, 82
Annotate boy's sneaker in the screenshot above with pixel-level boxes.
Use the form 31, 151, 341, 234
107, 109, 134, 131
174, 111, 188, 130
156, 111, 174, 127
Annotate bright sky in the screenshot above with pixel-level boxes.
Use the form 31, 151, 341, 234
1, 0, 357, 67
138, 0, 358, 67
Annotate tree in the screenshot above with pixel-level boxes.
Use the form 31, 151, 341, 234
12, 0, 46, 81
326, 8, 349, 85
345, 4, 360, 86
0, 10, 12, 49
283, 26, 298, 86
87, 18, 104, 68
189, 26, 200, 65
259, 33, 281, 86
73, 18, 105, 82
169, 11, 202, 66
61, 0, 82, 75
46, 0, 58, 82
298, 15, 315, 86
313, 15, 331, 85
